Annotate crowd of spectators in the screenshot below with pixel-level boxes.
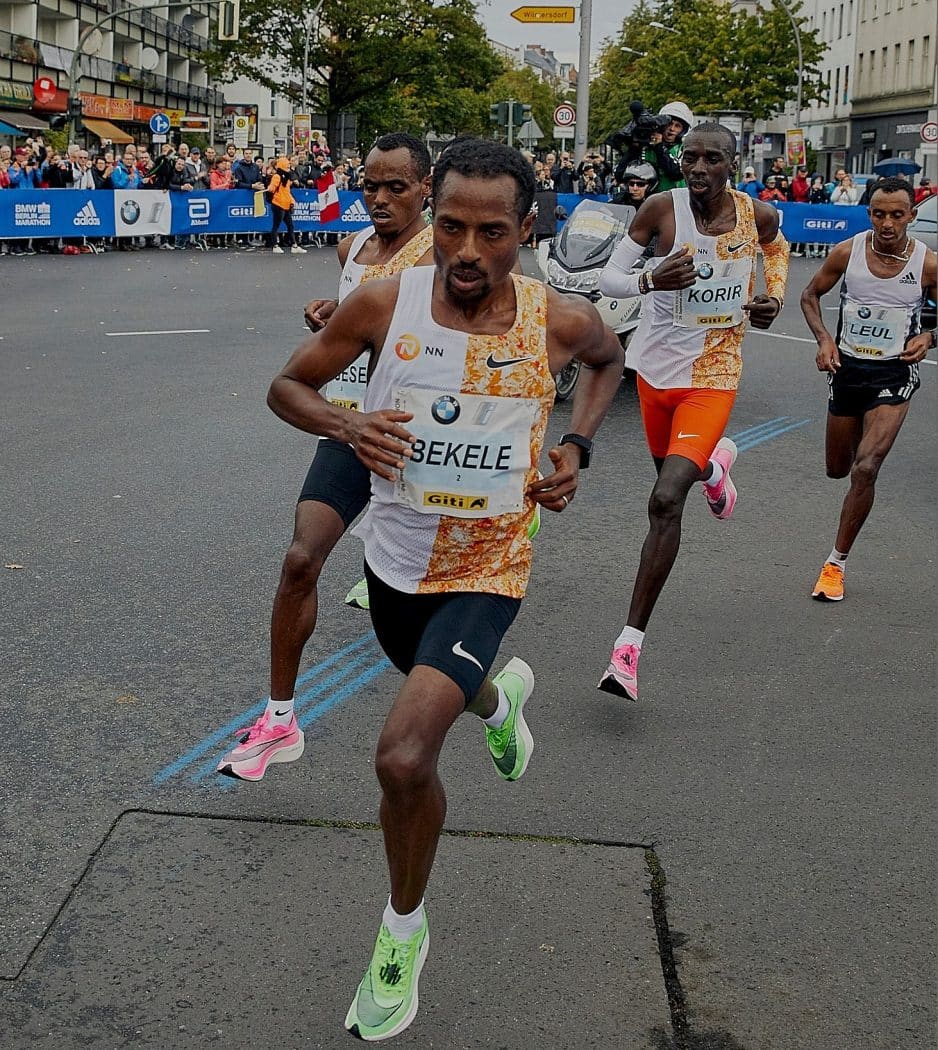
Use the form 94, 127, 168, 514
0, 134, 361, 255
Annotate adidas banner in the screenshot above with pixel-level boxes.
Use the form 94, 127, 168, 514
0, 190, 115, 238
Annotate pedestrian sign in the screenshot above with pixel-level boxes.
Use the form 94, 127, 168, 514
149, 112, 170, 135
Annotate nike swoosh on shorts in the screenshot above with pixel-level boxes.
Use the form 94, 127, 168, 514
452, 641, 483, 671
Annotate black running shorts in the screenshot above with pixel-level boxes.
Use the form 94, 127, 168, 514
828, 357, 920, 417
298, 438, 371, 527
363, 562, 521, 703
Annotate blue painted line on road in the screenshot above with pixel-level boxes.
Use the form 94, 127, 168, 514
731, 416, 790, 442
735, 418, 811, 452
153, 630, 377, 784
188, 645, 388, 782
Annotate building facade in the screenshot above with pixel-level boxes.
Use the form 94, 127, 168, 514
0, 0, 224, 145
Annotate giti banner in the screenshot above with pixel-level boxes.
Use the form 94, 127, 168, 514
772, 202, 872, 243
0, 190, 115, 238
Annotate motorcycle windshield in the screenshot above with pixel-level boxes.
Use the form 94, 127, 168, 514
555, 201, 636, 270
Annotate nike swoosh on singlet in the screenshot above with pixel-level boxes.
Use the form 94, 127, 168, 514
486, 353, 536, 370
727, 241, 749, 253
452, 641, 484, 671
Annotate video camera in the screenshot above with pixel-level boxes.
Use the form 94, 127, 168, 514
605, 100, 671, 160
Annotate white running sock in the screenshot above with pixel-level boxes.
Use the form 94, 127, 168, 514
827, 549, 848, 570
482, 683, 510, 729
383, 896, 425, 939
703, 459, 724, 490
614, 626, 645, 650
265, 697, 295, 727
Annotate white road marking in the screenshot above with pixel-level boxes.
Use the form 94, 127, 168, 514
105, 329, 210, 337
751, 329, 936, 365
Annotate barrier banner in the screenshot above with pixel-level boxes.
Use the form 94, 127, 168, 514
771, 201, 872, 243
166, 189, 374, 235
0, 189, 115, 238
113, 190, 172, 237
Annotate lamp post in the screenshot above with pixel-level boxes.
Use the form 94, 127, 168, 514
775, 0, 804, 123
648, 21, 679, 32
620, 46, 646, 57
573, 0, 591, 165
301, 0, 326, 115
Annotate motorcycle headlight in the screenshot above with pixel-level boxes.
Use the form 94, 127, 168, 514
546, 261, 603, 292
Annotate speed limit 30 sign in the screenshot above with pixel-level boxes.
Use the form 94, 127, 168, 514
553, 104, 576, 128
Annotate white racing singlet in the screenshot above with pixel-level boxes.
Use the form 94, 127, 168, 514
352, 267, 556, 597
627, 188, 759, 390
836, 233, 926, 361
324, 223, 434, 410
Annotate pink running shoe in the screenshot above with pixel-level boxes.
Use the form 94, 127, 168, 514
703, 437, 738, 520
598, 644, 641, 701
217, 714, 305, 781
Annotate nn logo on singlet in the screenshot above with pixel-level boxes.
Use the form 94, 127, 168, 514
423, 492, 489, 511
395, 333, 421, 360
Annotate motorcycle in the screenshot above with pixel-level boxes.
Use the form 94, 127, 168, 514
537, 198, 644, 400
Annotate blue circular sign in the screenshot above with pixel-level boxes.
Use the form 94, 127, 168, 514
149, 112, 170, 135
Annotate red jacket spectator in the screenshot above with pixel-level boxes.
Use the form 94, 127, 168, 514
210, 159, 234, 189
914, 178, 935, 205
789, 168, 810, 203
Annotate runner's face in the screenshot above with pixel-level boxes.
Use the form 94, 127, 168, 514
361, 147, 429, 236
432, 172, 530, 304
868, 190, 914, 243
681, 133, 733, 201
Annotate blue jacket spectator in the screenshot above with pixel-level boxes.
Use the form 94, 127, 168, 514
232, 149, 263, 190
110, 154, 142, 190
736, 167, 765, 198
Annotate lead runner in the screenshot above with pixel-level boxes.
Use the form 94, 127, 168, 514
267, 138, 623, 1041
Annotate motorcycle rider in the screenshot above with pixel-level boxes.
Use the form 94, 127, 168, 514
613, 161, 657, 210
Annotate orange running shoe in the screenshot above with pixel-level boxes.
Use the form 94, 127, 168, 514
812, 562, 845, 602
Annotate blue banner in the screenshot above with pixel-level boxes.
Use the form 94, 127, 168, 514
0, 190, 874, 243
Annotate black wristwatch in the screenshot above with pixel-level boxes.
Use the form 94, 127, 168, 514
560, 433, 593, 469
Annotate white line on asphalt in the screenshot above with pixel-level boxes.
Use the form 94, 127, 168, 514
751, 330, 936, 365
105, 329, 210, 337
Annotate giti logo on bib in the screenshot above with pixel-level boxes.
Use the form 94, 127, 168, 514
395, 334, 421, 361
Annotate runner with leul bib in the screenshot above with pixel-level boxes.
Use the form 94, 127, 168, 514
267, 138, 624, 1041
800, 175, 936, 603
595, 122, 790, 702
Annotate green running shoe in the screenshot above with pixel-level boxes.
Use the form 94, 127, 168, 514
345, 915, 429, 1041
344, 577, 370, 611
526, 503, 541, 540
486, 657, 535, 781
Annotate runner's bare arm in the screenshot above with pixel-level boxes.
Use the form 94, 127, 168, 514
901, 248, 938, 363
530, 291, 624, 511
743, 201, 788, 329
800, 240, 853, 372
270, 279, 416, 480
303, 232, 359, 330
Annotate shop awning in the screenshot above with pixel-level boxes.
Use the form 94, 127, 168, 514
0, 118, 23, 136
82, 117, 134, 144
0, 108, 49, 132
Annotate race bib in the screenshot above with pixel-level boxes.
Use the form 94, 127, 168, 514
840, 303, 908, 360
392, 386, 537, 518
324, 352, 370, 411
674, 258, 751, 330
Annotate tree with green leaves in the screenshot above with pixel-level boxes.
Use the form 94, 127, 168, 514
589, 0, 826, 146
202, 0, 503, 151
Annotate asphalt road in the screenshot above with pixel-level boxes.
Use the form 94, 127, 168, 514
1, 246, 935, 1049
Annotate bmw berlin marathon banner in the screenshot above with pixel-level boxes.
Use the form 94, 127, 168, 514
0, 193, 874, 243
0, 190, 377, 239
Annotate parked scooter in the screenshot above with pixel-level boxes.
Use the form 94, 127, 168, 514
537, 198, 644, 399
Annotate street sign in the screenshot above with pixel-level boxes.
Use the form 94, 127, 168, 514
149, 112, 170, 135
921, 121, 938, 144
553, 103, 575, 128
511, 6, 575, 23
232, 114, 250, 148
33, 77, 57, 105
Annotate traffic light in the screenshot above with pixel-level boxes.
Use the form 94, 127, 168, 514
489, 102, 508, 124
512, 102, 532, 126
50, 113, 68, 131
68, 95, 83, 133
218, 0, 240, 40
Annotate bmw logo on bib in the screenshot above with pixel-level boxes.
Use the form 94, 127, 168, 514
431, 395, 460, 424
857, 306, 872, 319
697, 263, 714, 279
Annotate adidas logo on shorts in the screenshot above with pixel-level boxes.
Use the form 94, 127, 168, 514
898, 272, 917, 285
73, 200, 101, 227
341, 199, 370, 223
877, 388, 893, 397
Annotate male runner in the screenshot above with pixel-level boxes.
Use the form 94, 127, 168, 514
800, 176, 936, 601
217, 133, 434, 780
596, 123, 790, 701
267, 138, 624, 1040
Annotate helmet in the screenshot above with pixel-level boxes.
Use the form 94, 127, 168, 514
658, 101, 695, 133
623, 161, 658, 191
